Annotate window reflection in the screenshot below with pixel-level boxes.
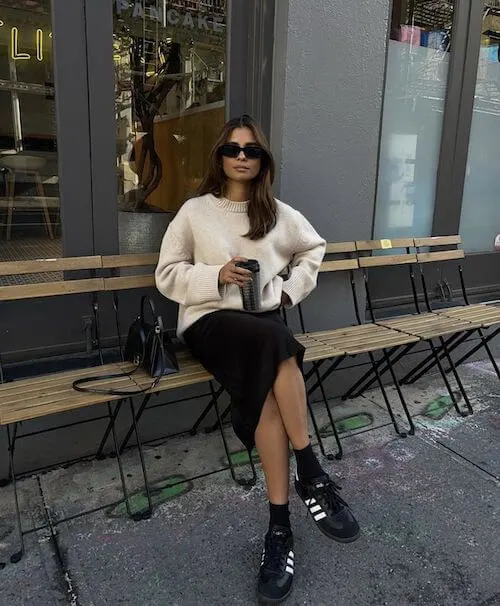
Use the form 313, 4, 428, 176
374, 0, 454, 240
114, 0, 227, 254
0, 0, 60, 262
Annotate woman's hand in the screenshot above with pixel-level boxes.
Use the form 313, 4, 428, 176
218, 257, 252, 287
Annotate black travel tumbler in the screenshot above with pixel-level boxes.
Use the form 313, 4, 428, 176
235, 259, 261, 312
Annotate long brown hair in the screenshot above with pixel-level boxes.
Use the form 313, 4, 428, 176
196, 114, 277, 240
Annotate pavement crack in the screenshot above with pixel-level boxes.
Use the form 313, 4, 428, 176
36, 476, 80, 606
433, 440, 500, 482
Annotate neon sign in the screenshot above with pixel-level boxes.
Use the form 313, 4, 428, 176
1, 25, 50, 61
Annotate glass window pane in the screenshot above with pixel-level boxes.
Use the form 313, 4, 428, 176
0, 0, 61, 268
114, 0, 227, 254
374, 0, 455, 239
459, 1, 500, 253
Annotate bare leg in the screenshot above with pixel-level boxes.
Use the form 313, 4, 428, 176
272, 357, 310, 450
255, 391, 290, 504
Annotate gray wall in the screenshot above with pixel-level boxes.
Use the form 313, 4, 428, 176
271, 0, 391, 330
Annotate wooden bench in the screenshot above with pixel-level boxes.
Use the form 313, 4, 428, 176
1, 238, 495, 563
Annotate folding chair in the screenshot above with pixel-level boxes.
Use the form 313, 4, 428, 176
400, 236, 500, 384
346, 239, 483, 417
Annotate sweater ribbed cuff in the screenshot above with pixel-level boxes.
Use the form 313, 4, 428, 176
192, 264, 225, 304
281, 270, 306, 307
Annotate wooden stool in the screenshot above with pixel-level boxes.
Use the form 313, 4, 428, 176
0, 155, 54, 240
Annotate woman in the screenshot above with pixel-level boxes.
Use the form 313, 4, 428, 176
155, 114, 359, 603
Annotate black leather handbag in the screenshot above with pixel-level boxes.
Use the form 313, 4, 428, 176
72, 296, 179, 396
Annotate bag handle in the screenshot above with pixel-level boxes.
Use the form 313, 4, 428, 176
141, 295, 163, 333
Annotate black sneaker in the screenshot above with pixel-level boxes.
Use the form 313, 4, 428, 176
257, 525, 294, 604
295, 473, 360, 543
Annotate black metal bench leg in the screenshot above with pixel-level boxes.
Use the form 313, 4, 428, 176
306, 398, 329, 460
119, 393, 153, 455
209, 381, 256, 488
366, 351, 407, 438
381, 348, 416, 435
306, 356, 344, 399
311, 361, 343, 460
206, 402, 231, 434
105, 401, 135, 519
6, 424, 24, 564
452, 326, 500, 376
96, 398, 125, 460
126, 398, 153, 519
475, 327, 500, 379
189, 386, 225, 435
437, 336, 473, 416
425, 339, 468, 417
402, 332, 466, 384
341, 346, 397, 400
346, 343, 415, 399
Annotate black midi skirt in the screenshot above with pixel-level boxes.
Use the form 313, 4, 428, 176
183, 310, 305, 451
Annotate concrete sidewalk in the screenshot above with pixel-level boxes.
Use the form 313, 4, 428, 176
0, 358, 499, 605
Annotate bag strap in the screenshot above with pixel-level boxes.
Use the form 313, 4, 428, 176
72, 364, 161, 396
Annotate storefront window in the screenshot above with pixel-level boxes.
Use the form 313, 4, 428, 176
0, 0, 60, 262
113, 0, 227, 254
459, 1, 500, 253
374, 0, 455, 240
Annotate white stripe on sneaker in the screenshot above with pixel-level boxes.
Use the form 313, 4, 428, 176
285, 566, 294, 575
304, 498, 317, 506
314, 511, 327, 521
287, 558, 294, 566
310, 504, 322, 514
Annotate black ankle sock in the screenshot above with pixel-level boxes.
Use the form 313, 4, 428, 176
294, 443, 325, 481
269, 502, 291, 529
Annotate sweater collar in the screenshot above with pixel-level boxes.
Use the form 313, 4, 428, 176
210, 194, 249, 213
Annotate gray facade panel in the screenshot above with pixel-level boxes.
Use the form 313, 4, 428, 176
272, 0, 391, 328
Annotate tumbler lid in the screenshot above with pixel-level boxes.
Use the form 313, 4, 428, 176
235, 259, 260, 272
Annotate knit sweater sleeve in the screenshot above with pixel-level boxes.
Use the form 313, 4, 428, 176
281, 209, 326, 307
155, 210, 224, 307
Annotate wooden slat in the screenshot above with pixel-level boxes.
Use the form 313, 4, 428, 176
377, 317, 480, 338
304, 344, 345, 362
325, 242, 356, 254
103, 275, 156, 291
0, 278, 105, 301
355, 239, 414, 251
417, 250, 465, 263
345, 334, 419, 354
102, 253, 159, 269
311, 324, 388, 337
434, 304, 488, 314
414, 235, 461, 247
358, 254, 417, 268
320, 259, 358, 272
436, 306, 500, 327
0, 256, 102, 276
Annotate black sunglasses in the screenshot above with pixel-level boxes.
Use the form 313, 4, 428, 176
219, 143, 266, 160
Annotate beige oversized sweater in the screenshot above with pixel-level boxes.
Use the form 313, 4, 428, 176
155, 194, 326, 336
